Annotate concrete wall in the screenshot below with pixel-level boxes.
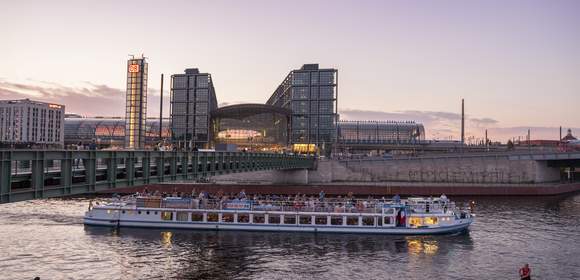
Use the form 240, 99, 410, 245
212, 157, 561, 185
317, 157, 561, 184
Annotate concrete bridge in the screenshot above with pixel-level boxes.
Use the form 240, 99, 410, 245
0, 150, 315, 203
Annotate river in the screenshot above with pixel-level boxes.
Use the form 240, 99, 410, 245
0, 194, 579, 279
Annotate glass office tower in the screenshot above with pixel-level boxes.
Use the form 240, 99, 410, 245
170, 68, 217, 149
125, 57, 148, 149
266, 64, 337, 155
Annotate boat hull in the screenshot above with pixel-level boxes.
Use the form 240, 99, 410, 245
83, 217, 471, 235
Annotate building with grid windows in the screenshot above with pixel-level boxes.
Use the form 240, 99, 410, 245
125, 56, 148, 149
170, 68, 218, 149
266, 64, 338, 155
0, 99, 64, 148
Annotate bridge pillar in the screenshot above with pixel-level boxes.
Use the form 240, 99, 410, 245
273, 169, 309, 185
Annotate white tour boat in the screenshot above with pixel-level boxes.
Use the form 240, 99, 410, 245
84, 196, 473, 234
84, 195, 473, 235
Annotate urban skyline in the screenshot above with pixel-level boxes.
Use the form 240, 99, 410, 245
1, 0, 579, 142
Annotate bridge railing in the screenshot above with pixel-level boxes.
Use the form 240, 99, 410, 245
0, 150, 315, 204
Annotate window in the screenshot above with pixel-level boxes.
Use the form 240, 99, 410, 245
424, 217, 438, 225
196, 75, 209, 88
383, 216, 392, 225
253, 214, 265, 224
268, 215, 280, 224
161, 211, 173, 221
330, 216, 343, 226
319, 71, 335, 84
346, 216, 359, 226
191, 213, 203, 222
409, 217, 422, 227
299, 216, 312, 225
222, 213, 234, 223
284, 215, 297, 225
315, 216, 328, 225
207, 213, 219, 222
362, 217, 375, 226
292, 72, 309, 85
176, 212, 189, 221
237, 213, 250, 223
292, 87, 309, 100
173, 76, 187, 89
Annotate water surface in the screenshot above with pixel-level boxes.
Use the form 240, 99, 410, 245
1, 194, 579, 279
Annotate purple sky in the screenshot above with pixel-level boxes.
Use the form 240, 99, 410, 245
1, 0, 579, 142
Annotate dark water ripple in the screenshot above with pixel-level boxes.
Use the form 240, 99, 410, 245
1, 194, 580, 279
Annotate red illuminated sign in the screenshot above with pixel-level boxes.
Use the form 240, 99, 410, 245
128, 64, 140, 73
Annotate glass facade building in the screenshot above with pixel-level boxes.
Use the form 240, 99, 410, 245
125, 57, 148, 149
266, 64, 338, 155
338, 120, 425, 144
170, 68, 217, 149
211, 104, 291, 151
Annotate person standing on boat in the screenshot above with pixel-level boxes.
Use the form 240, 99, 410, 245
519, 264, 531, 280
319, 190, 325, 202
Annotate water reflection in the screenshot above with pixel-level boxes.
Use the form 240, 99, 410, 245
83, 226, 474, 279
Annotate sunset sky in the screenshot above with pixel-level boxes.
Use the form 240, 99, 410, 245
1, 0, 579, 142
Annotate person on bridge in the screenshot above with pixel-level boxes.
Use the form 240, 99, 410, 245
519, 263, 531, 280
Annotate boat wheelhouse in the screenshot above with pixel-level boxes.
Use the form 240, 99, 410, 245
84, 195, 473, 235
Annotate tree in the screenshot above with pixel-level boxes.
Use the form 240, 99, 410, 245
507, 139, 514, 150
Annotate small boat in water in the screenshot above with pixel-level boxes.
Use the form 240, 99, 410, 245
84, 195, 473, 235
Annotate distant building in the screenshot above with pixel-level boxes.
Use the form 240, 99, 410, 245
0, 99, 64, 148
338, 120, 425, 144
125, 56, 148, 149
266, 64, 338, 155
63, 117, 170, 148
562, 128, 577, 141
170, 68, 218, 149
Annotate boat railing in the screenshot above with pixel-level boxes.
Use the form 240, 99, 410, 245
124, 196, 462, 214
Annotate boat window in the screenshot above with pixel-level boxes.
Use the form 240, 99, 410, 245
237, 213, 250, 223
268, 215, 281, 224
377, 216, 383, 226
383, 216, 392, 225
191, 213, 203, 222
284, 215, 297, 225
253, 214, 265, 224
383, 208, 394, 215
424, 217, 438, 225
222, 213, 234, 223
362, 216, 375, 226
146, 211, 150, 215
409, 217, 422, 227
138, 211, 142, 215
346, 216, 359, 226
330, 216, 343, 226
207, 213, 219, 222
315, 216, 328, 225
299, 216, 312, 225
154, 211, 158, 215
122, 210, 126, 214
176, 212, 188, 221
161, 211, 173, 221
